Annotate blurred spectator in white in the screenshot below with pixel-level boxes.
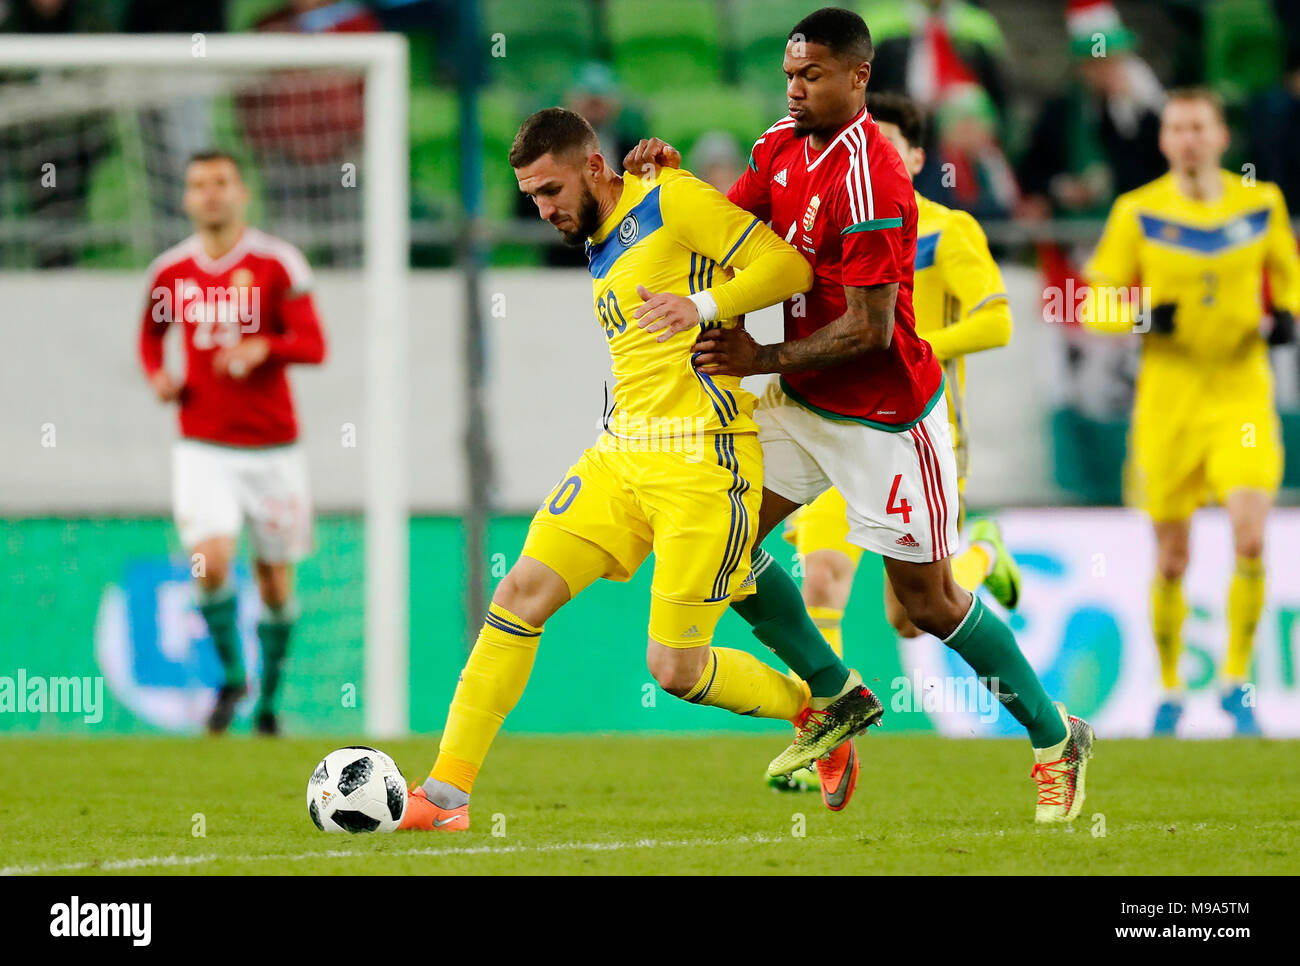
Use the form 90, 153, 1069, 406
689, 131, 744, 194
235, 1, 382, 265
0, 0, 115, 266
861, 0, 1009, 123
1017, 0, 1165, 221
915, 83, 1017, 222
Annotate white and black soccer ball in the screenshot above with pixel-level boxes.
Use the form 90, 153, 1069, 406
307, 746, 407, 833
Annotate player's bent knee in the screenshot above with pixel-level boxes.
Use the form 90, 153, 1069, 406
1156, 554, 1189, 582
646, 640, 710, 697
494, 559, 569, 624
1234, 533, 1265, 561
801, 551, 853, 609
191, 540, 233, 590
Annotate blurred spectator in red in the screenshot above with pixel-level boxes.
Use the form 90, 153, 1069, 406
861, 0, 1009, 123
1016, 0, 1165, 221
914, 83, 1017, 222
235, 1, 381, 264
689, 131, 744, 194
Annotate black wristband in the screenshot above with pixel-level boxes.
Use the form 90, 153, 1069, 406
1148, 303, 1176, 335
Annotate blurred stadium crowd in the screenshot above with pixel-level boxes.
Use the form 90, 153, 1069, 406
1, 0, 1297, 270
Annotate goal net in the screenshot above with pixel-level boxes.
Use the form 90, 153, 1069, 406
0, 35, 410, 737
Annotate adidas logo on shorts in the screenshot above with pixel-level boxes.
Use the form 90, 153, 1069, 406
896, 533, 921, 549
681, 625, 702, 639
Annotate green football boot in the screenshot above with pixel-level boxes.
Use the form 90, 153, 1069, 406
766, 671, 883, 778
967, 517, 1021, 610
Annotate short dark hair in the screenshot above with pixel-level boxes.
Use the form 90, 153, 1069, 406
866, 92, 925, 148
1165, 87, 1226, 123
509, 107, 598, 168
186, 149, 242, 173
789, 7, 874, 65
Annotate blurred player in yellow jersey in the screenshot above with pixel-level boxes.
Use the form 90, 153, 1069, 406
402, 109, 882, 831
775, 92, 1020, 791
1084, 88, 1300, 736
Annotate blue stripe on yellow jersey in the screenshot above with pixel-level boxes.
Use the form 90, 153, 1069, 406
587, 167, 810, 441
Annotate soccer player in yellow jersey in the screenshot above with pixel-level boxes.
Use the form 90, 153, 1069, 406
1083, 88, 1300, 736
401, 108, 880, 831
772, 91, 1021, 791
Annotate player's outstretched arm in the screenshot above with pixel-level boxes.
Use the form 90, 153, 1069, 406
634, 171, 810, 342
694, 283, 897, 377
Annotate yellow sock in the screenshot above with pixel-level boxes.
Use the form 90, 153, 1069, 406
806, 606, 844, 657
1224, 556, 1265, 681
1151, 575, 1187, 690
431, 603, 542, 793
951, 544, 992, 592
682, 647, 809, 721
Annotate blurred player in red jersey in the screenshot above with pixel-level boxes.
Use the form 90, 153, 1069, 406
627, 7, 1093, 823
139, 150, 327, 735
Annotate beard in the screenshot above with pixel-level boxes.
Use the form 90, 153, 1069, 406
557, 188, 602, 247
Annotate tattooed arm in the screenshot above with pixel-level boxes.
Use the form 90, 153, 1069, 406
693, 282, 898, 377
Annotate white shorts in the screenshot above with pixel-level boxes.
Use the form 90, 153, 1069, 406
755, 378, 959, 563
172, 439, 314, 564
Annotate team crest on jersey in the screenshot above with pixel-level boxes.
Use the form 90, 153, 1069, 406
230, 268, 255, 289
617, 213, 639, 247
802, 195, 821, 232
1161, 223, 1180, 243
1224, 217, 1254, 243
774, 168, 788, 187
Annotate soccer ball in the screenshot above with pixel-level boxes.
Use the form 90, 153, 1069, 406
307, 746, 407, 833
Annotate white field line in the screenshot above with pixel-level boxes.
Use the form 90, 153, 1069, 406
1, 831, 817, 876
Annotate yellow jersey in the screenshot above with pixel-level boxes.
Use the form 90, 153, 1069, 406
1084, 170, 1300, 362
911, 191, 1011, 475
588, 167, 810, 441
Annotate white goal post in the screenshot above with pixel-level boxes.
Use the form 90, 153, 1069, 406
0, 34, 411, 737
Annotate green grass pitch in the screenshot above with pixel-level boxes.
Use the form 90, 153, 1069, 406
3, 734, 1297, 875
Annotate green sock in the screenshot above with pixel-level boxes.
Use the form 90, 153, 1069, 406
255, 616, 294, 717
945, 596, 1066, 748
731, 548, 850, 698
198, 584, 243, 689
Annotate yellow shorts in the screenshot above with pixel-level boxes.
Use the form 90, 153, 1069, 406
521, 431, 763, 647
1129, 368, 1283, 522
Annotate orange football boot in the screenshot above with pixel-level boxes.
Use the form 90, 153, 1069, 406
815, 739, 859, 811
398, 785, 469, 831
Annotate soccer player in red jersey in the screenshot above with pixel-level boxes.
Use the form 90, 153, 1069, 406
139, 150, 327, 736
627, 7, 1094, 822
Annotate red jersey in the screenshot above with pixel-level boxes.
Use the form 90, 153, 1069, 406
728, 106, 943, 428
139, 228, 326, 447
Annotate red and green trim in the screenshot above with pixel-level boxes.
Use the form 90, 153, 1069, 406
777, 375, 946, 432
842, 217, 903, 235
